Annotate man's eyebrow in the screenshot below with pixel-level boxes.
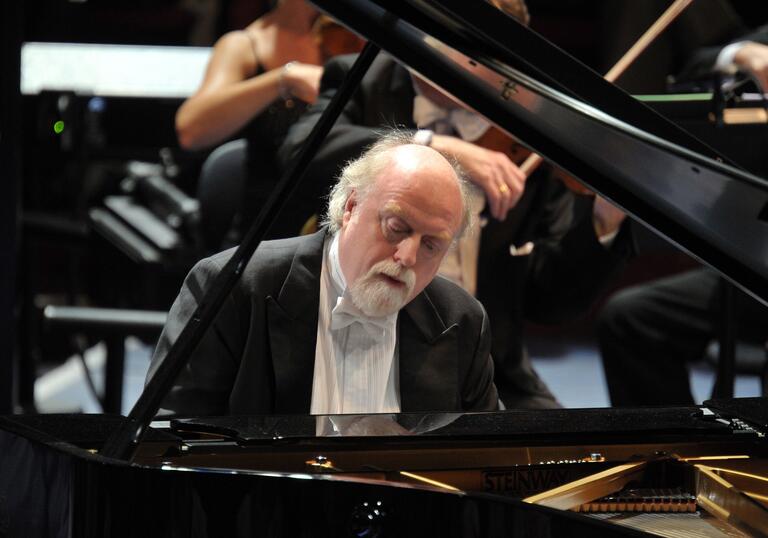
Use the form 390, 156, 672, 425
431, 230, 453, 242
381, 201, 404, 216
382, 201, 453, 242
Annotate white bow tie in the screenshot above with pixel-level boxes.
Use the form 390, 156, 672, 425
330, 295, 393, 340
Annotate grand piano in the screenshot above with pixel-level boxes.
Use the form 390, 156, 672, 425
3, 1, 768, 536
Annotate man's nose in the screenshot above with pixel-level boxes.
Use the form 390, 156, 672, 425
394, 236, 419, 268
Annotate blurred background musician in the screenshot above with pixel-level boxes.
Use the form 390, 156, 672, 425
279, 0, 633, 409
176, 0, 364, 248
678, 22, 768, 93
602, 0, 768, 94
597, 0, 768, 406
176, 0, 322, 248
599, 267, 768, 406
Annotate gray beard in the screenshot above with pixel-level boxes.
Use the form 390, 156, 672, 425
349, 260, 415, 317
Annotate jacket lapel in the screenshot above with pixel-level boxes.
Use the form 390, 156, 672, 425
399, 287, 460, 411
267, 230, 325, 413
265, 230, 461, 413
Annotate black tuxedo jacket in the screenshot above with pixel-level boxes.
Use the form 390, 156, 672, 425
279, 54, 633, 408
148, 230, 499, 416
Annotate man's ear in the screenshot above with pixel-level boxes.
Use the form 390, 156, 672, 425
342, 190, 357, 226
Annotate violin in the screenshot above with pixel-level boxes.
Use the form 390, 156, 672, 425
474, 125, 594, 196
476, 0, 694, 197
312, 15, 366, 62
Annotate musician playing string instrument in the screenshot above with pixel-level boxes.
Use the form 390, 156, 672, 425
598, 2, 768, 407
601, 0, 768, 94
176, 0, 364, 245
278, 0, 633, 409
176, 0, 323, 152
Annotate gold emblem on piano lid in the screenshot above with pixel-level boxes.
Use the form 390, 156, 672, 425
500, 81, 518, 100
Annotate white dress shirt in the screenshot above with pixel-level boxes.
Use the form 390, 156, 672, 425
310, 233, 401, 415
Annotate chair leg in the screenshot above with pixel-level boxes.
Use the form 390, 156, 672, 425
712, 280, 736, 399
103, 336, 125, 414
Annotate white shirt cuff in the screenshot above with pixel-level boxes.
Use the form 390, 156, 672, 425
715, 41, 749, 73
413, 128, 434, 146
598, 228, 620, 248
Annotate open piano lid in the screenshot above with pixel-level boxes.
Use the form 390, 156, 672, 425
314, 0, 768, 305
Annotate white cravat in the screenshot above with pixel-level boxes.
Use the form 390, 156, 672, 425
310, 233, 401, 415
331, 294, 392, 340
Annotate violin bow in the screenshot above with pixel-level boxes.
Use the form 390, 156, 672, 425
518, 0, 695, 177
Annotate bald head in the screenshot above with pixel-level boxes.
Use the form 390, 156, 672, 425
370, 144, 464, 240
325, 131, 473, 237
384, 142, 459, 181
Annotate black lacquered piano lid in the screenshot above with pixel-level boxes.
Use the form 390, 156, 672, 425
172, 405, 742, 445
312, 0, 768, 305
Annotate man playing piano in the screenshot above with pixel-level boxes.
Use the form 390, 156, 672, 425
278, 0, 632, 409
147, 132, 499, 416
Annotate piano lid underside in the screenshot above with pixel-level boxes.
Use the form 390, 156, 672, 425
312, 0, 768, 305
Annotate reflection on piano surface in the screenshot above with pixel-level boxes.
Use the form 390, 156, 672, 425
2, 400, 768, 536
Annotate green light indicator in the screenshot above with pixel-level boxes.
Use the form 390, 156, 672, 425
53, 120, 65, 134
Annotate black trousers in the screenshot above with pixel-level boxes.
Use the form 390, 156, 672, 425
597, 267, 767, 406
